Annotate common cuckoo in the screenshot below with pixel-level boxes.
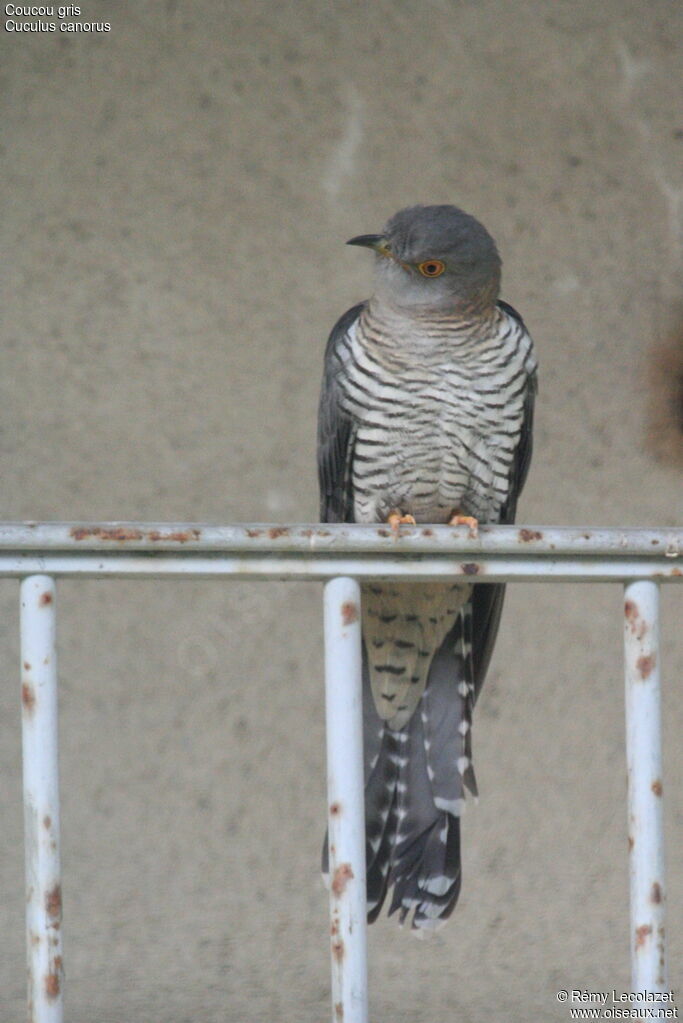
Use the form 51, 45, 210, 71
318, 204, 537, 933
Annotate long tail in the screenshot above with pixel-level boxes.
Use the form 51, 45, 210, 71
323, 605, 478, 934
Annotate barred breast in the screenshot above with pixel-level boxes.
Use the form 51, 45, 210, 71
336, 300, 535, 526
332, 299, 535, 729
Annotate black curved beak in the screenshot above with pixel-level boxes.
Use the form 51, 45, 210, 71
346, 234, 385, 250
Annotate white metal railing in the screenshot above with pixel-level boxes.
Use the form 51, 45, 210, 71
7, 521, 683, 1023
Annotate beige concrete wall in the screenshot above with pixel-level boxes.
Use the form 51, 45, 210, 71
1, 2, 681, 1019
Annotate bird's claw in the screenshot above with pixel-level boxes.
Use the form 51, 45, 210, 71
448, 513, 479, 539
387, 511, 417, 535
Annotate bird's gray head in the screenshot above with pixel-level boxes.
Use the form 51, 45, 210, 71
348, 204, 501, 315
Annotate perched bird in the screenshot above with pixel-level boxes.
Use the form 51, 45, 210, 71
318, 204, 537, 933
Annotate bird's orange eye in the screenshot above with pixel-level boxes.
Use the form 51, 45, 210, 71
417, 260, 446, 277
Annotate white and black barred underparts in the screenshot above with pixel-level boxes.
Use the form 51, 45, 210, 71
333, 300, 535, 526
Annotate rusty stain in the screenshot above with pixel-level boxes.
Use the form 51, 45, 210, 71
335, 1002, 344, 1019
341, 601, 358, 626
636, 653, 656, 679
377, 528, 391, 538
30, 930, 40, 946
422, 528, 434, 537
518, 528, 543, 542
461, 562, 480, 575
329, 801, 341, 816
43, 815, 52, 830
651, 778, 663, 797
332, 938, 345, 962
39, 591, 53, 606
671, 567, 682, 576
147, 529, 201, 543
70, 526, 144, 542
624, 599, 648, 639
45, 970, 60, 1001
246, 528, 262, 537
330, 919, 339, 936
45, 884, 62, 921
635, 924, 652, 948
23, 661, 31, 671
628, 835, 634, 851
22, 682, 36, 715
331, 863, 354, 897
651, 882, 663, 904
267, 526, 289, 539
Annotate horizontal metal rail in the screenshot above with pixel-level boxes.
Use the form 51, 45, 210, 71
6, 523, 681, 1023
0, 522, 680, 580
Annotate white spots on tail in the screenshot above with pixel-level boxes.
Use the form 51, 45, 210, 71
422, 874, 451, 896
434, 796, 465, 815
323, 85, 365, 201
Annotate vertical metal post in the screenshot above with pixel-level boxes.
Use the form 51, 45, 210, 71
623, 580, 667, 996
323, 577, 368, 1023
21, 576, 64, 1023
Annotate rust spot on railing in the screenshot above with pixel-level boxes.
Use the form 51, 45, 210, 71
335, 1001, 344, 1019
461, 563, 481, 575
45, 965, 61, 1001
651, 778, 663, 797
624, 599, 648, 640
45, 884, 62, 921
148, 529, 201, 543
43, 815, 52, 830
635, 924, 652, 948
268, 526, 289, 539
22, 682, 36, 715
70, 526, 143, 542
71, 525, 203, 543
518, 528, 543, 542
636, 653, 656, 679
331, 863, 354, 897
341, 601, 358, 626
332, 938, 345, 962
651, 882, 663, 904
39, 591, 53, 606
329, 801, 341, 816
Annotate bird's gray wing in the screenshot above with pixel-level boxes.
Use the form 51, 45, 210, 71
472, 300, 537, 697
317, 302, 365, 523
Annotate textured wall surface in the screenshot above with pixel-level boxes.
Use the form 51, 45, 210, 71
1, 2, 682, 1020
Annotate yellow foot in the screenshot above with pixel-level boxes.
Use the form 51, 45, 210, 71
448, 513, 479, 539
387, 511, 417, 535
